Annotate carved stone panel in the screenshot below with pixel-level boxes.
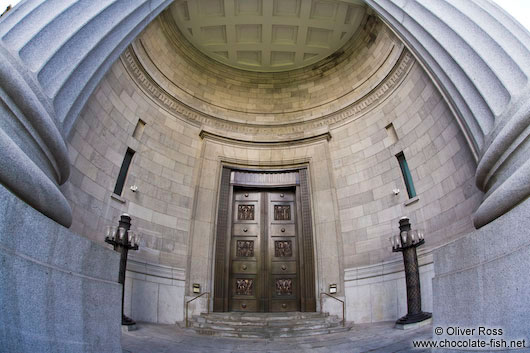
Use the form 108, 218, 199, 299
238, 205, 255, 220
237, 240, 254, 257
274, 205, 291, 220
275, 279, 293, 296
236, 279, 254, 296
275, 240, 292, 257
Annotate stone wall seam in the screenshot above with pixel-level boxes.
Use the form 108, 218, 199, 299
0, 242, 120, 286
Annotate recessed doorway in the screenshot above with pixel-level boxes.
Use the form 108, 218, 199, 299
213, 168, 316, 312
229, 188, 299, 312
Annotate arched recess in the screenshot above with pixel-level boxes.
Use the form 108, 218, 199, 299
1, 0, 529, 229
0, 0, 529, 351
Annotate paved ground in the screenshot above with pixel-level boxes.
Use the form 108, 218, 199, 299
122, 321, 432, 352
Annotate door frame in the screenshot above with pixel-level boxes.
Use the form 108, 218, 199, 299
213, 166, 316, 312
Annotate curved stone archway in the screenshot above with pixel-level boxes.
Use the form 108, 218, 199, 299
0, 0, 173, 227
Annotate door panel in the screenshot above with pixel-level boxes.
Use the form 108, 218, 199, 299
270, 192, 295, 202
270, 274, 298, 312
268, 190, 299, 312
270, 224, 296, 236
229, 193, 261, 312
271, 261, 297, 274
232, 259, 257, 272
229, 189, 299, 312
232, 224, 259, 236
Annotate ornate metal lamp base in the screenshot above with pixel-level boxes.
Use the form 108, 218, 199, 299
122, 314, 136, 326
396, 311, 432, 325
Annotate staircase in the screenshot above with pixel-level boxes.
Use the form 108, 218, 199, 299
187, 312, 352, 338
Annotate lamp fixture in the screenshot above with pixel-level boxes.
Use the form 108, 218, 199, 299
104, 214, 141, 326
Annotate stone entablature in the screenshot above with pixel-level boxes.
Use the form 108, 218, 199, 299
122, 44, 414, 141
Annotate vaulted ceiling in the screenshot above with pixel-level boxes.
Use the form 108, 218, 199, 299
169, 0, 366, 72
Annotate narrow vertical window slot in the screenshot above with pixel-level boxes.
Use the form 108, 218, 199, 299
114, 148, 135, 196
132, 119, 146, 139
396, 152, 416, 199
385, 123, 398, 144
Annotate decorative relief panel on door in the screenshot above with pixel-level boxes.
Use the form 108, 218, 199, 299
238, 205, 255, 220
275, 279, 293, 296
236, 279, 254, 295
274, 205, 291, 220
236, 240, 254, 257
275, 240, 292, 257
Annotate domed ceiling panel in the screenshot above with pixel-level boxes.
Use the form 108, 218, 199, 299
170, 0, 366, 72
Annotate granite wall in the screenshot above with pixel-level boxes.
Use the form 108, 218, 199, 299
432, 198, 530, 352
0, 185, 121, 352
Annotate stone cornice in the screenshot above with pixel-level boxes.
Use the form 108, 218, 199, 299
199, 130, 331, 147
121, 44, 415, 140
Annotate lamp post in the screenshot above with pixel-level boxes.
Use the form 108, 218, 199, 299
390, 217, 431, 326
105, 214, 140, 326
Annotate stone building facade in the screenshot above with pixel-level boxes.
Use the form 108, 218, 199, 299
0, 1, 529, 352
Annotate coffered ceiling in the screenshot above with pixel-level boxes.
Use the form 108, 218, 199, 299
169, 0, 366, 72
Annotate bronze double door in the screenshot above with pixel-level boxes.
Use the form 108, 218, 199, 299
229, 189, 299, 312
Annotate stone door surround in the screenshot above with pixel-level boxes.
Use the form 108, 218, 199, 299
213, 167, 316, 312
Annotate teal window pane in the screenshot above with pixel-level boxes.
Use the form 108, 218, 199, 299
396, 152, 416, 198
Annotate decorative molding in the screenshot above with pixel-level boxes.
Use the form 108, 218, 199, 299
0, 48, 72, 227
275, 241, 293, 257
236, 240, 254, 257
299, 168, 316, 311
275, 279, 293, 296
121, 44, 414, 139
235, 279, 254, 295
231, 171, 299, 187
237, 205, 255, 220
199, 130, 332, 146
274, 205, 291, 221
213, 167, 232, 312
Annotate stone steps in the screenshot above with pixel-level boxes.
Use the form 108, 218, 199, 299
188, 312, 352, 338
192, 321, 339, 332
